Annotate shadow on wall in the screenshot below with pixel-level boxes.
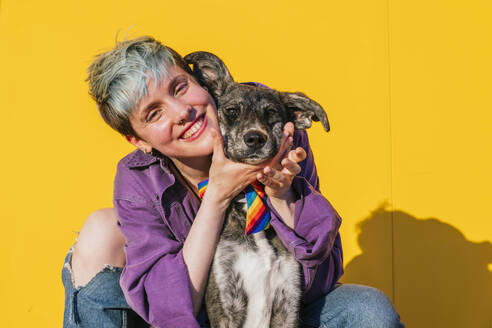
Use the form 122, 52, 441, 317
341, 204, 492, 328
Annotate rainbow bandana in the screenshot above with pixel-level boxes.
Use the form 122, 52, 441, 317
197, 179, 271, 235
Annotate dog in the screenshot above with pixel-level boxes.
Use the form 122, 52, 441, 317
185, 51, 330, 328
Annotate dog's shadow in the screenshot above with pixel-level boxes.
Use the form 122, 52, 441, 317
340, 204, 492, 328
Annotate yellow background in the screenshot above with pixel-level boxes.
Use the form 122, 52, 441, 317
1, 0, 491, 327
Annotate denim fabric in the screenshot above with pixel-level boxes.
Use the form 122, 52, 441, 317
62, 248, 150, 328
62, 246, 402, 328
299, 283, 405, 328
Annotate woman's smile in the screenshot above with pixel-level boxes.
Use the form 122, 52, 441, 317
180, 114, 207, 141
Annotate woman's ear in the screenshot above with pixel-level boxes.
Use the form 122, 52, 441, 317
125, 135, 152, 154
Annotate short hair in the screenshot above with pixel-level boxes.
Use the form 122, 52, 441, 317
86, 36, 192, 137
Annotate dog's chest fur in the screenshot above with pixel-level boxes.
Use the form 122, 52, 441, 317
205, 196, 301, 328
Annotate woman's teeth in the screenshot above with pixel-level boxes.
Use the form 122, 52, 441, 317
182, 116, 204, 139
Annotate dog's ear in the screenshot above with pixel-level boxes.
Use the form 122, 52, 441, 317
184, 51, 234, 97
279, 92, 330, 132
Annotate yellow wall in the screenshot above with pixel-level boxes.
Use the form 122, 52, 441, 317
1, 0, 490, 326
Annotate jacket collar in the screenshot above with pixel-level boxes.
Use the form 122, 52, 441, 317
126, 149, 162, 169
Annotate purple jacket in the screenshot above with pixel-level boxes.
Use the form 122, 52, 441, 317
113, 129, 344, 328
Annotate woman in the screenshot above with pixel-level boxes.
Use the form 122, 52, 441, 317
63, 36, 403, 328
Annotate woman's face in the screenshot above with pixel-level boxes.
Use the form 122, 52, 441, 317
128, 65, 220, 162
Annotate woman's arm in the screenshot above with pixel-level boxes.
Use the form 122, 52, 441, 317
182, 192, 228, 316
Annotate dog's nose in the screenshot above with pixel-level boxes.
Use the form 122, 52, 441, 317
243, 131, 267, 149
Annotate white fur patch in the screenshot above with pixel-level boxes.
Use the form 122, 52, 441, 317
214, 231, 300, 328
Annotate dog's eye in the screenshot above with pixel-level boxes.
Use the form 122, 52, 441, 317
265, 108, 278, 119
224, 107, 239, 118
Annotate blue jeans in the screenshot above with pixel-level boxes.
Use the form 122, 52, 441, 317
62, 248, 150, 328
62, 248, 403, 327
299, 283, 404, 328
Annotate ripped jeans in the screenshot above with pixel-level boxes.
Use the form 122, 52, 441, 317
62, 247, 150, 328
62, 247, 403, 328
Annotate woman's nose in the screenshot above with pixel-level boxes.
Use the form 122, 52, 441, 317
173, 102, 194, 125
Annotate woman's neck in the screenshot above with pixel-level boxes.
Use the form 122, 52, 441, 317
170, 155, 212, 189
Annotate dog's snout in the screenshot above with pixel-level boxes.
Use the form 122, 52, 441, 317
243, 131, 267, 149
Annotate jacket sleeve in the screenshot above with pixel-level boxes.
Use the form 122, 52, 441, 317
113, 171, 201, 328
266, 130, 343, 292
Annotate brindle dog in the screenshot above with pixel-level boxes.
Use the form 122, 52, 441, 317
184, 52, 330, 328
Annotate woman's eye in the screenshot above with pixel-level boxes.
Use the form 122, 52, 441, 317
175, 82, 188, 95
146, 109, 162, 123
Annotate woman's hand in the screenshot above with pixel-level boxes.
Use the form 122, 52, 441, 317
203, 129, 262, 209
258, 122, 307, 200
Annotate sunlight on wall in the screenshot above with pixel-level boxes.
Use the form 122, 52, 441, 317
1, 0, 490, 327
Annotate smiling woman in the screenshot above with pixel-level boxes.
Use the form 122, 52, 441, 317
62, 36, 403, 328
126, 65, 220, 167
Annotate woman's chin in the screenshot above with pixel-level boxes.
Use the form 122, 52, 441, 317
192, 131, 214, 155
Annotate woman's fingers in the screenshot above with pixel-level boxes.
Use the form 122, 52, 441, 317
272, 147, 305, 178
280, 123, 295, 152
257, 171, 284, 189
270, 135, 294, 169
210, 129, 227, 163
259, 145, 306, 197
283, 122, 295, 137
281, 158, 302, 176
288, 147, 307, 163
259, 165, 287, 187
